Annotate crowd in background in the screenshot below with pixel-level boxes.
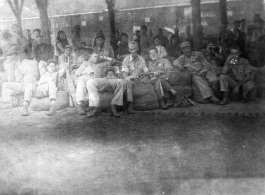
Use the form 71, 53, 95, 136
0, 13, 263, 117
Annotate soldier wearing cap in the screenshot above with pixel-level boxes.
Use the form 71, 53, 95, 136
173, 41, 220, 104
153, 27, 169, 48
93, 31, 114, 59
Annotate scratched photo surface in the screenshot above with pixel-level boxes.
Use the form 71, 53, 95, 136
0, 0, 265, 194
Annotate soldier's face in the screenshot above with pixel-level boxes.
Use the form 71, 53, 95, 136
12, 25, 19, 34
90, 53, 99, 63
182, 46, 192, 57
96, 37, 104, 46
121, 35, 128, 42
154, 39, 160, 46
47, 63, 56, 73
107, 71, 115, 78
230, 49, 240, 58
149, 49, 158, 60
60, 32, 66, 39
129, 46, 138, 58
172, 37, 178, 45
33, 31, 40, 38
65, 48, 72, 56
36, 37, 42, 44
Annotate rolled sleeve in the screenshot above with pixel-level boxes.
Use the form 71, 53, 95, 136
122, 57, 129, 73
173, 56, 185, 70
244, 60, 252, 75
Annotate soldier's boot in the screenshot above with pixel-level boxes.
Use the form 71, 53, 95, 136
47, 100, 57, 116
77, 104, 86, 115
127, 102, 135, 114
21, 101, 29, 116
110, 104, 120, 117
219, 92, 229, 105
86, 107, 99, 118
159, 99, 167, 110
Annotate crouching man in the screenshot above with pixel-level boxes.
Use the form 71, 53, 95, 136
173, 41, 219, 104
219, 45, 257, 105
85, 67, 127, 118
35, 60, 58, 116
1, 59, 40, 116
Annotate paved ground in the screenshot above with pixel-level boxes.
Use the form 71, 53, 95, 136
0, 104, 265, 195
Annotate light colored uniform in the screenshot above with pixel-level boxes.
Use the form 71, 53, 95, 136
173, 51, 214, 99
86, 77, 125, 107
122, 54, 148, 102
0, 33, 26, 82
1, 59, 39, 103
35, 71, 58, 100
220, 56, 256, 98
155, 45, 167, 59
75, 60, 112, 103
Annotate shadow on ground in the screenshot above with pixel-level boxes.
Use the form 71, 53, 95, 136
0, 108, 265, 194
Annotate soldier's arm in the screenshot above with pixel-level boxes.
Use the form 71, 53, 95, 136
173, 57, 185, 71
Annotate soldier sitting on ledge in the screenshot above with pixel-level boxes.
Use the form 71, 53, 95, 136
219, 45, 257, 105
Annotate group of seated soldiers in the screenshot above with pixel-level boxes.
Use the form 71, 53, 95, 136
0, 29, 257, 118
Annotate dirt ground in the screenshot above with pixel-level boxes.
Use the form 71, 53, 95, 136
0, 106, 265, 195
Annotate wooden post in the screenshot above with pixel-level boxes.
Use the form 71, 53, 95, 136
219, 0, 228, 30
191, 0, 203, 50
106, 0, 116, 37
35, 0, 51, 45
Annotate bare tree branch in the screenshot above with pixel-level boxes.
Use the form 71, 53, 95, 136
14, 0, 20, 15
6, 0, 19, 17
19, 0, 25, 15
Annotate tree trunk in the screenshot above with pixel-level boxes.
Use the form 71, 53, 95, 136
35, 0, 51, 44
108, 6, 116, 36
6, 0, 25, 36
219, 0, 228, 29
106, 0, 116, 37
191, 0, 203, 51
16, 15, 22, 36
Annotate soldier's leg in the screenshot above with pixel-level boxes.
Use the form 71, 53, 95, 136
3, 56, 17, 82
243, 81, 257, 101
23, 83, 35, 103
86, 78, 106, 108
1, 82, 24, 103
122, 79, 135, 114
76, 78, 88, 104
104, 78, 125, 106
220, 75, 237, 93
47, 81, 57, 100
123, 78, 134, 102
192, 75, 212, 99
219, 75, 237, 104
